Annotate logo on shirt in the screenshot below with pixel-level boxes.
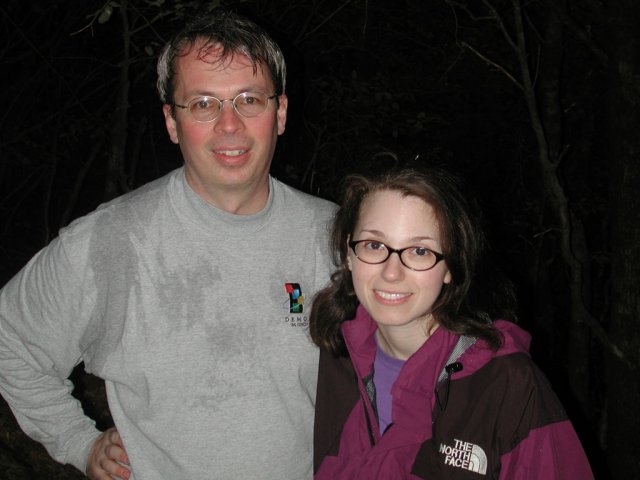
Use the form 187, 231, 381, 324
283, 283, 308, 327
284, 283, 304, 313
439, 439, 487, 475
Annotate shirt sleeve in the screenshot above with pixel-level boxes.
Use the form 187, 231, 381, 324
499, 416, 594, 479
0, 232, 102, 472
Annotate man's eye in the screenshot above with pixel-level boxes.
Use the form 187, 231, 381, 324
238, 94, 263, 106
194, 98, 216, 110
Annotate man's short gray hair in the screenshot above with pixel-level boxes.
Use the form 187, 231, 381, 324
157, 9, 286, 106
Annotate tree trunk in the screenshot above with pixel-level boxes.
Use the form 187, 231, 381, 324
511, 0, 593, 410
605, 1, 640, 477
105, 0, 131, 200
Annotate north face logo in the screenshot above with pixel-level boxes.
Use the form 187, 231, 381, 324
439, 439, 487, 475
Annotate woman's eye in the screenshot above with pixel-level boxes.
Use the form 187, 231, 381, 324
365, 241, 385, 251
412, 246, 430, 257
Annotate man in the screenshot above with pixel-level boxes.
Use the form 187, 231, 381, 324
0, 9, 334, 480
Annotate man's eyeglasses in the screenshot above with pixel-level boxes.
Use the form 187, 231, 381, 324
348, 240, 445, 271
172, 92, 278, 123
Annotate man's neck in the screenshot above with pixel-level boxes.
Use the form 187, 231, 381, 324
206, 187, 269, 215
185, 174, 270, 215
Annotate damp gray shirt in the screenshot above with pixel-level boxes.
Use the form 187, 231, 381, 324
0, 168, 335, 479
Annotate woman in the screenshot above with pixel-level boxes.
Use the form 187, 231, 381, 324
310, 168, 593, 479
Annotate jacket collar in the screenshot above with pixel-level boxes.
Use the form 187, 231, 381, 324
341, 305, 461, 438
340, 306, 533, 444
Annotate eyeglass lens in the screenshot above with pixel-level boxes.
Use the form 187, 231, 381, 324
353, 241, 439, 270
188, 92, 271, 121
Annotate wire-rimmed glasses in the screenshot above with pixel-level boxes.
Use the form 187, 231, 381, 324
172, 91, 278, 123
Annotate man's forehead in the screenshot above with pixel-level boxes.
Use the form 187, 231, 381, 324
177, 41, 260, 72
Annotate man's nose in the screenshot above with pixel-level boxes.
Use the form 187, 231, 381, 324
214, 100, 244, 132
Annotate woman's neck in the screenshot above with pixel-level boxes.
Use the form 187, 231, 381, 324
375, 316, 439, 361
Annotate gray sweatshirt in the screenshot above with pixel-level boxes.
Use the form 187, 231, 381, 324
0, 168, 336, 479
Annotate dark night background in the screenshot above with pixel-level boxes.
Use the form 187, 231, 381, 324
1, 0, 638, 478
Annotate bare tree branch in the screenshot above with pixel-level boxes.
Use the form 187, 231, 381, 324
480, 0, 518, 51
460, 41, 523, 89
298, 0, 358, 43
0, 4, 90, 116
544, 0, 610, 67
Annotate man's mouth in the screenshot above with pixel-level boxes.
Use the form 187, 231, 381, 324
215, 149, 247, 157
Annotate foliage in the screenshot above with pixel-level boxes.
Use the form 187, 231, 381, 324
1, 0, 636, 477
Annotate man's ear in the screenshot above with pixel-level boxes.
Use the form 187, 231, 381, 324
163, 104, 179, 144
276, 94, 288, 135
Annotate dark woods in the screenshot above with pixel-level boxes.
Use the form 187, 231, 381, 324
1, 1, 638, 478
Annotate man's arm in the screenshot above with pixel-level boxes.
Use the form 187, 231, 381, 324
0, 235, 104, 472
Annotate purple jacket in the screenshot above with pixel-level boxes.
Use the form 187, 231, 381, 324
314, 305, 594, 479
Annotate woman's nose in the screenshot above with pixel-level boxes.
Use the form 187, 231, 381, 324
381, 252, 405, 282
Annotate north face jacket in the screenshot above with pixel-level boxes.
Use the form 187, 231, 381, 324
314, 305, 594, 479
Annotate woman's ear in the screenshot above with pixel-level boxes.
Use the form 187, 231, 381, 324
346, 235, 353, 271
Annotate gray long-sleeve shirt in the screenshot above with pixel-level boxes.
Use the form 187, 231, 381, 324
0, 168, 335, 479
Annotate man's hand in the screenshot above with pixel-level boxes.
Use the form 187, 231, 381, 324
86, 427, 131, 479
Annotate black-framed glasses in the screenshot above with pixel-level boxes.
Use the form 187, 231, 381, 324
348, 239, 445, 271
172, 91, 278, 123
